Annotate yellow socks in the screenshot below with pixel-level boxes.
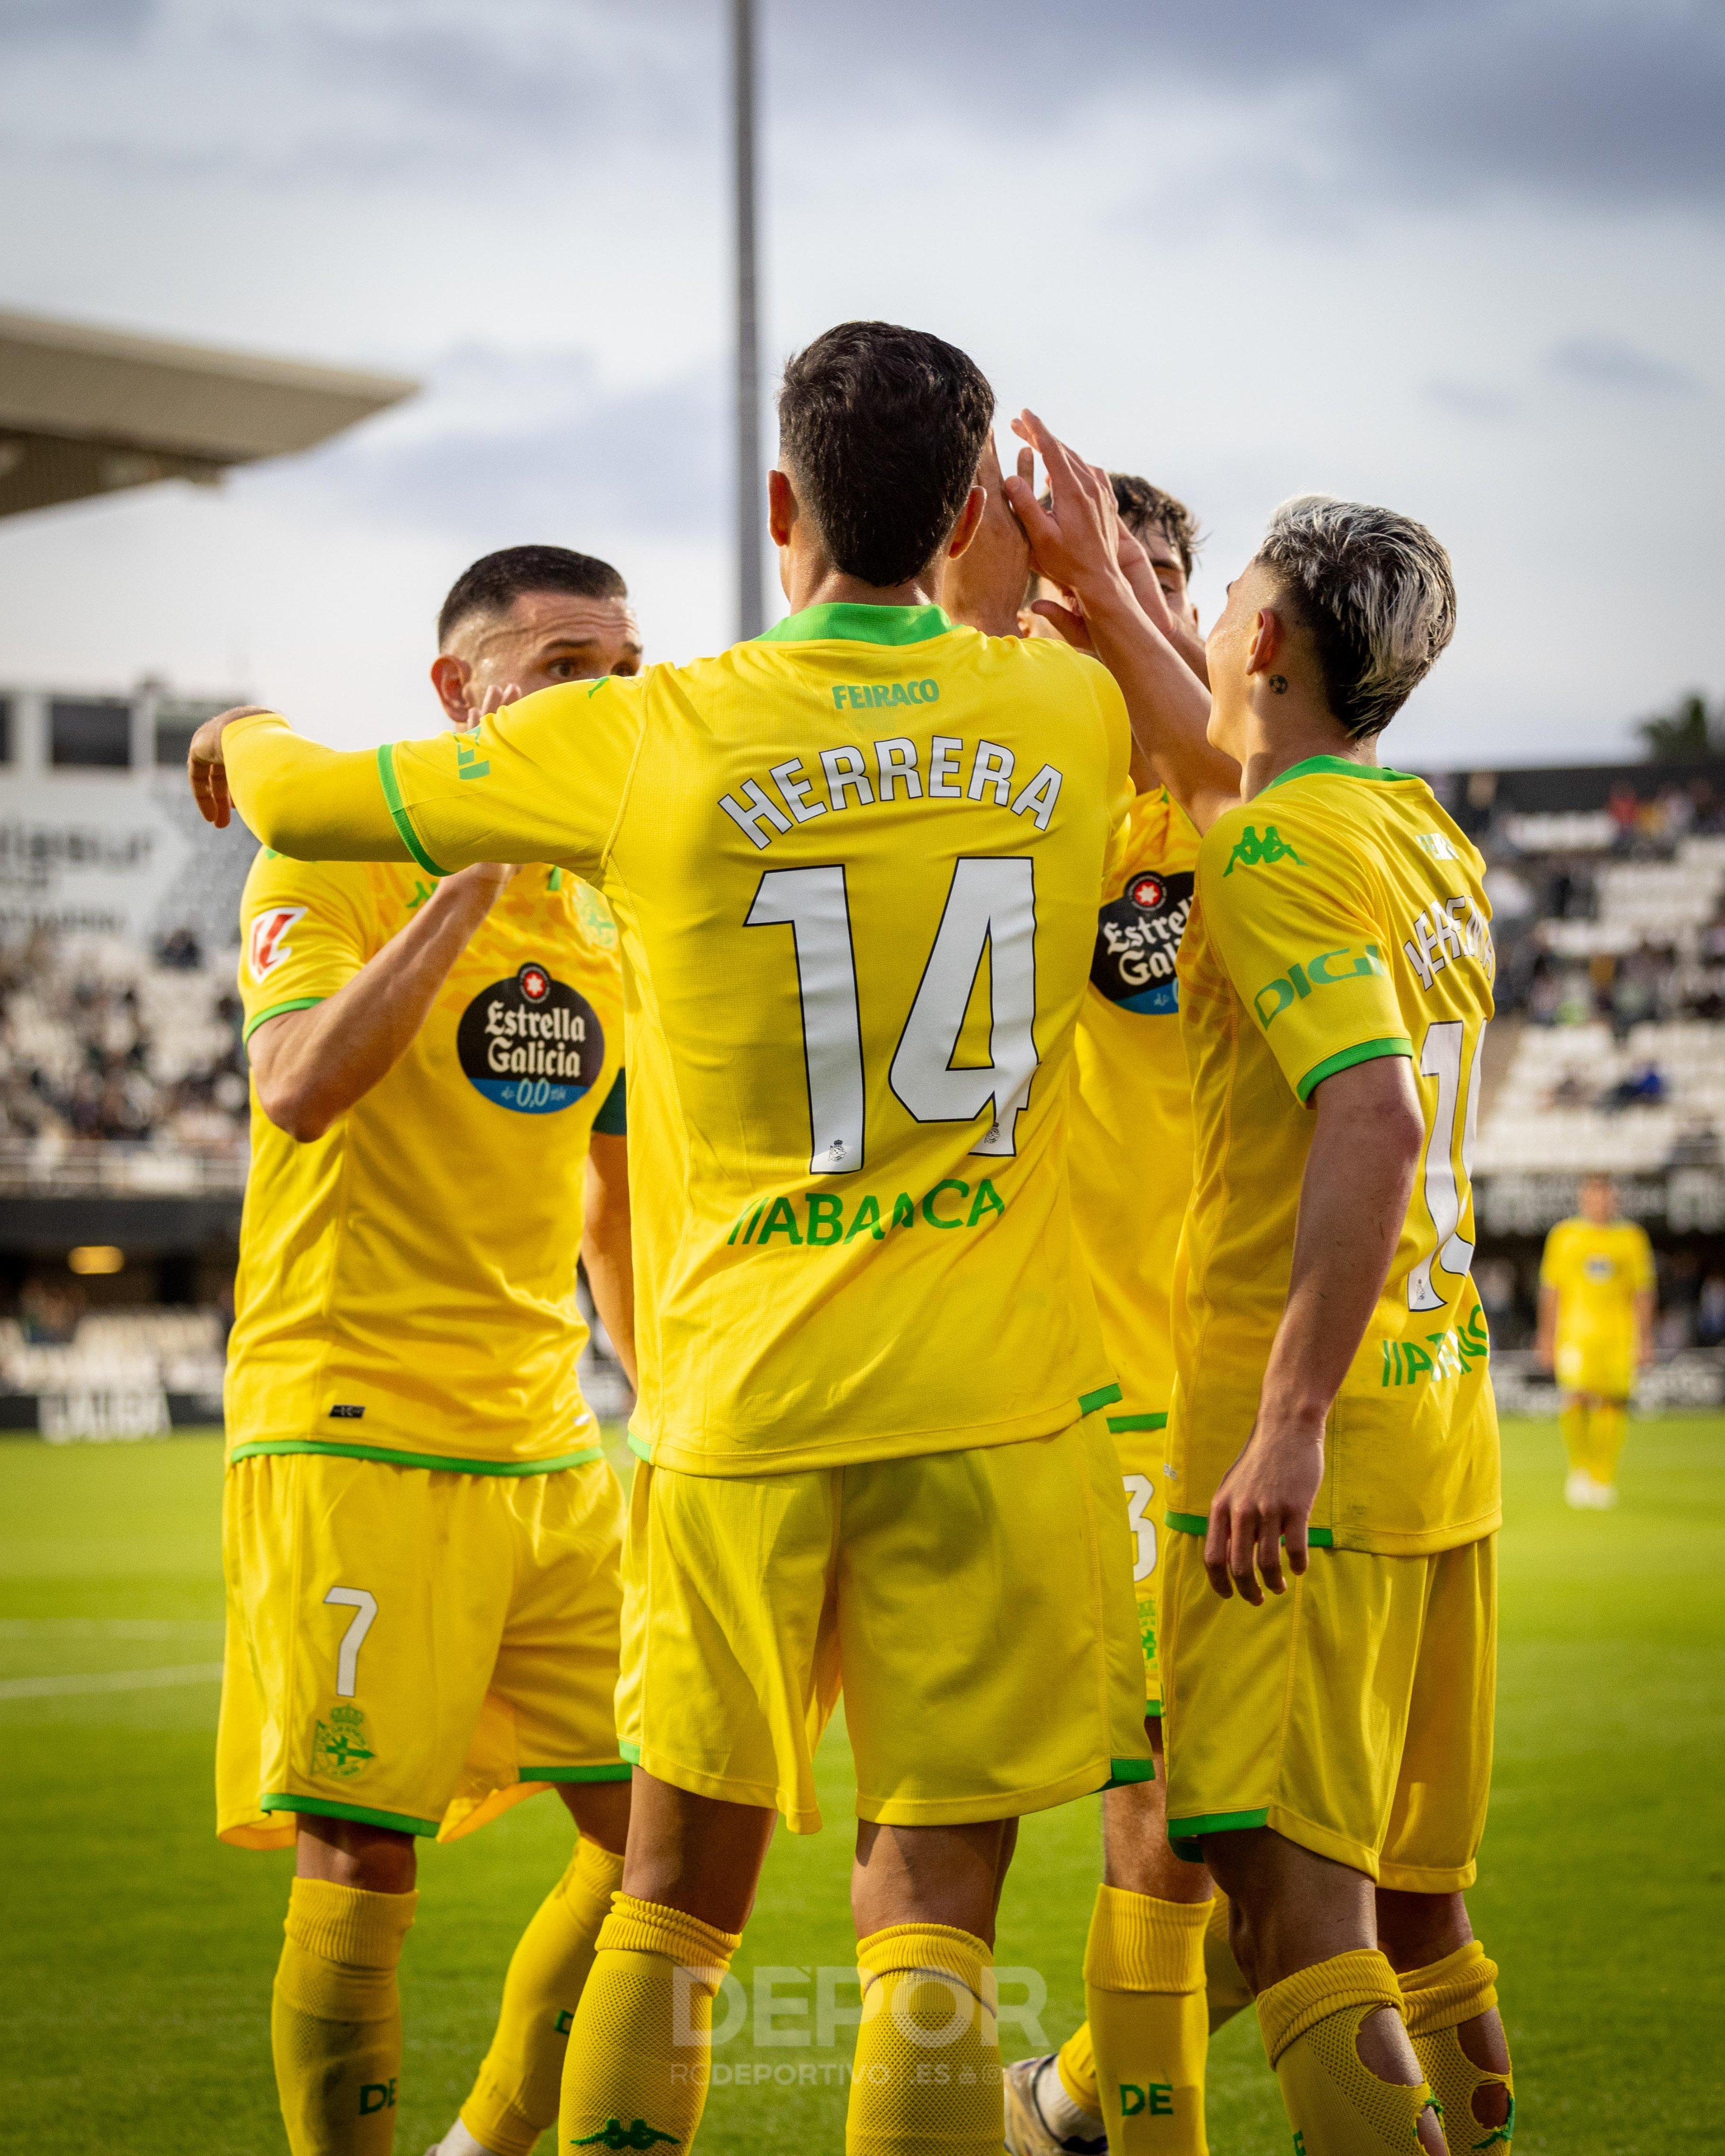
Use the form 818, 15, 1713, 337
1257, 1950, 1438, 2154
1202, 1892, 1253, 2035
1056, 2019, 1100, 2113
272, 1878, 417, 2156
557, 1891, 741, 2156
1082, 1885, 1211, 2153
847, 1923, 1001, 2156
1401, 1942, 1515, 2153
1559, 1399, 1590, 1473
1589, 1403, 1626, 1489
457, 1836, 625, 2156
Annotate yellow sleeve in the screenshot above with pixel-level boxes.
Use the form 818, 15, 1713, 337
224, 715, 411, 863
1084, 654, 1135, 893
1197, 800, 1409, 1105
237, 853, 372, 1042
1539, 1224, 1572, 1291
1629, 1225, 1656, 1293
382, 675, 649, 879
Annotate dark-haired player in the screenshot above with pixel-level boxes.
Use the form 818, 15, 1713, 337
976, 478, 1253, 2156
214, 545, 640, 2156
188, 322, 1151, 2156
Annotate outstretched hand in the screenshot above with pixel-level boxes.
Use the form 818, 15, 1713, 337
187, 705, 277, 828
1002, 410, 1127, 608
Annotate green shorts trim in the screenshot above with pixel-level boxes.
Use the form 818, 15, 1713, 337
1103, 1755, 1156, 1789
1165, 1509, 1334, 1548
244, 995, 324, 1043
375, 743, 451, 879
617, 1740, 643, 1765
1108, 1411, 1168, 1434
1167, 1805, 1271, 1857
520, 1762, 632, 1784
261, 1793, 442, 1838
227, 1439, 603, 1476
1079, 1383, 1124, 1417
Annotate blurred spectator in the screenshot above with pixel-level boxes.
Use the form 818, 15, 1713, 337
1697, 1273, 1725, 1348
154, 926, 204, 971
1601, 1061, 1668, 1112
19, 1281, 82, 1344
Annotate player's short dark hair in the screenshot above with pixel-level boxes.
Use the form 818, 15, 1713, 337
777, 322, 994, 590
1110, 474, 1202, 580
437, 545, 627, 647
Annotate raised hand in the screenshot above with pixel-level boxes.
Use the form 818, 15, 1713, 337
187, 705, 278, 828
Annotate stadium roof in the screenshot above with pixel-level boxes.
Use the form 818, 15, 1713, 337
0, 308, 417, 520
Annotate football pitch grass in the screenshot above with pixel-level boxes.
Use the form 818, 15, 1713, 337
1, 1418, 1720, 2155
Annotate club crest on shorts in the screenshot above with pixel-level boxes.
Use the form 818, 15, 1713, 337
311, 1702, 375, 1780
247, 905, 307, 982
456, 960, 604, 1114
1091, 870, 1194, 1014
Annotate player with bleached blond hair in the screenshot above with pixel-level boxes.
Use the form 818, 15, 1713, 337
1008, 426, 1517, 2156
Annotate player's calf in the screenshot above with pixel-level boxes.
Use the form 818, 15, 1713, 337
1379, 1890, 1514, 2154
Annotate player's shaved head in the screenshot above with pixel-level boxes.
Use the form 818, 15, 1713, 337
437, 545, 628, 648
777, 322, 994, 589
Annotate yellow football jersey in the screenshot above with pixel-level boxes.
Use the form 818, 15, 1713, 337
1540, 1216, 1654, 1343
227, 851, 626, 1472
1169, 756, 1501, 1556
1070, 784, 1201, 1435
221, 604, 1133, 1476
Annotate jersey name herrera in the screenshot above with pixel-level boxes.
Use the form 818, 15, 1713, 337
1091, 870, 1194, 1014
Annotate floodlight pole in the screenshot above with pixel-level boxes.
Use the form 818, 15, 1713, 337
732, 0, 764, 640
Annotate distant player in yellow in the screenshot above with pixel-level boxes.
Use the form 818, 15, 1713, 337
1538, 1175, 1655, 1509
947, 471, 1250, 2155
211, 546, 642, 2156
1011, 426, 1515, 2156
188, 324, 1153, 2156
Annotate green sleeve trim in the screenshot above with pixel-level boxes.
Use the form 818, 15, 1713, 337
1165, 1509, 1333, 1548
243, 995, 324, 1043
260, 1793, 442, 1838
1167, 1805, 1271, 1849
1079, 1383, 1124, 1417
625, 1430, 653, 1463
519, 1762, 632, 1783
1261, 755, 1418, 793
1107, 1411, 1168, 1433
374, 743, 451, 878
1295, 1035, 1412, 1105
591, 1069, 627, 1135
1103, 1756, 1156, 1789
228, 1438, 603, 1476
617, 1740, 643, 1765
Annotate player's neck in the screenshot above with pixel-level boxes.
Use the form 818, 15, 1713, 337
781, 557, 943, 617
1237, 708, 1377, 802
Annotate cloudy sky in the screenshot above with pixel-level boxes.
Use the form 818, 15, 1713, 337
1, 0, 1719, 766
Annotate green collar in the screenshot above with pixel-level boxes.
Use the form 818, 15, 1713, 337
1261, 753, 1418, 794
757, 602, 955, 647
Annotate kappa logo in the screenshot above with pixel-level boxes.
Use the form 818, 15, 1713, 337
247, 906, 307, 982
572, 2123, 679, 2151
1223, 823, 1305, 876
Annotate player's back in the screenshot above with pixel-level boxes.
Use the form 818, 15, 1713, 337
1173, 757, 1500, 1553
379, 603, 1132, 1473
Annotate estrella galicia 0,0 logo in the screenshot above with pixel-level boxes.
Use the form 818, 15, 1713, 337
456, 961, 604, 1114
1091, 870, 1194, 1014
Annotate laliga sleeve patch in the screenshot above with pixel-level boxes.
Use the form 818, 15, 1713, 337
248, 905, 307, 982
1091, 871, 1194, 1014
456, 960, 605, 1114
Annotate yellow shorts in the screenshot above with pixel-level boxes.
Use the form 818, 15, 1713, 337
1110, 1418, 1167, 1713
1556, 1334, 1635, 1400
1161, 1530, 1495, 1892
616, 1417, 1151, 1834
216, 1450, 627, 1849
